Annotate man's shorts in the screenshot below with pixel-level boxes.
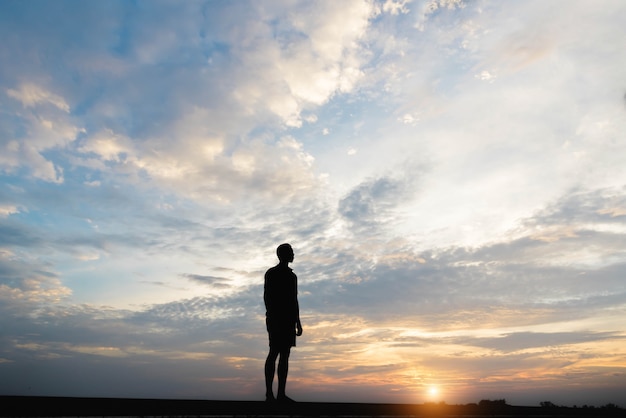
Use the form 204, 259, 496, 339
266, 317, 296, 348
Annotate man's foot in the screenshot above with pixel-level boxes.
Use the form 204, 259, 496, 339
265, 393, 276, 402
276, 395, 296, 403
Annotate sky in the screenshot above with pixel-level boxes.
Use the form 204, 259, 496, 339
1, 0, 625, 407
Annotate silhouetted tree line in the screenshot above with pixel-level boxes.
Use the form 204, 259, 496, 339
541, 401, 623, 410
478, 399, 508, 406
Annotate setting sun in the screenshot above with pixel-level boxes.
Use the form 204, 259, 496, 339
428, 385, 439, 398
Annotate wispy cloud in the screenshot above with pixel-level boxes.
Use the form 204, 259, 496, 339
182, 274, 232, 289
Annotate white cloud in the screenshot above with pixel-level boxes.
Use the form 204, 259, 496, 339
3, 83, 83, 182
0, 269, 72, 307
84, 180, 101, 187
382, 0, 410, 16
289, 1, 373, 63
304, 114, 318, 123
399, 113, 419, 124
19, 144, 65, 183
0, 205, 20, 217
475, 69, 495, 81
79, 129, 134, 162
229, 1, 375, 127
6, 83, 70, 112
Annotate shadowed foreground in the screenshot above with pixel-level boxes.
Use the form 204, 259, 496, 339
1, 396, 623, 417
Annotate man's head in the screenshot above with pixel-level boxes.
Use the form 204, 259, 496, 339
277, 243, 294, 263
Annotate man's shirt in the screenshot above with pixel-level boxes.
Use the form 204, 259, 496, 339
264, 264, 298, 322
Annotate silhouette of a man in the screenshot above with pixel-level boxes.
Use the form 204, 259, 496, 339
264, 243, 302, 402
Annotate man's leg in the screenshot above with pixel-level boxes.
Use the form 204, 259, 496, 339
265, 347, 279, 400
276, 346, 291, 400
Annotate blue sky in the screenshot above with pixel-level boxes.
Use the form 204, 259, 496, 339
1, 0, 625, 406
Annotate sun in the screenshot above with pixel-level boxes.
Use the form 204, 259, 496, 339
427, 385, 439, 398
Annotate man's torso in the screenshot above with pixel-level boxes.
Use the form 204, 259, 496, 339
264, 265, 297, 321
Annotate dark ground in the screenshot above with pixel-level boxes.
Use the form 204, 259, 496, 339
1, 396, 623, 417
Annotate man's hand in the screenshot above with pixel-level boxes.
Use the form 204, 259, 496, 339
296, 320, 303, 336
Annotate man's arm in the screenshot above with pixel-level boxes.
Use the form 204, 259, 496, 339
295, 301, 302, 336
295, 275, 302, 336
263, 271, 272, 313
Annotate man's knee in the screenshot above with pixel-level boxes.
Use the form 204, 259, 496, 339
279, 348, 291, 360
267, 348, 280, 361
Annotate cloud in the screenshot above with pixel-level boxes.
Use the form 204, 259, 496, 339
0, 250, 71, 309
339, 176, 399, 220
338, 162, 425, 231
182, 274, 231, 289
228, 1, 375, 127
524, 187, 626, 228
78, 129, 134, 163
7, 83, 70, 112
3, 2, 360, 197
460, 331, 625, 353
382, 0, 410, 16
2, 84, 84, 183
0, 222, 40, 248
299, 194, 626, 329
0, 204, 20, 218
